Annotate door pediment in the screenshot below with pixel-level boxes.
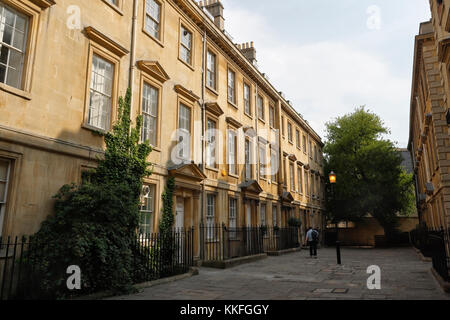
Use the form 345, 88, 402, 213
239, 180, 263, 199
168, 163, 206, 182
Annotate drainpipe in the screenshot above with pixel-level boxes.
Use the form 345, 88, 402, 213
255, 84, 259, 227
129, 0, 138, 109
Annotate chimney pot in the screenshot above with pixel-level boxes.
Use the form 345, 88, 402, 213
239, 41, 257, 65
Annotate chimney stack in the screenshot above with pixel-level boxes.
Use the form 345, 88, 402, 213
204, 0, 225, 31
239, 42, 257, 66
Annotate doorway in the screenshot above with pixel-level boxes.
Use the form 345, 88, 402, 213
176, 197, 185, 230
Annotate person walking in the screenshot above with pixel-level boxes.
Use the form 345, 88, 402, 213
305, 227, 319, 258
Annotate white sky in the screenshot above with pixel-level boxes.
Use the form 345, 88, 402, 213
221, 0, 431, 147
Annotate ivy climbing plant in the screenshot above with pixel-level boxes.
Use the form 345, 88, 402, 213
18, 89, 153, 299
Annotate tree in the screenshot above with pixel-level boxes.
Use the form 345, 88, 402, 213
324, 107, 415, 241
19, 89, 152, 299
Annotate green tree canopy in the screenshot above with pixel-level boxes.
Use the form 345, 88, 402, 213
324, 107, 415, 238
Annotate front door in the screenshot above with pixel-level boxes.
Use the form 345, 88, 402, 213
176, 198, 185, 230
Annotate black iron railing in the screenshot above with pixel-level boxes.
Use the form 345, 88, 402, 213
0, 228, 195, 300
200, 224, 264, 261
132, 228, 195, 284
429, 231, 450, 282
410, 226, 445, 257
410, 226, 450, 282
199, 224, 300, 261
263, 227, 300, 252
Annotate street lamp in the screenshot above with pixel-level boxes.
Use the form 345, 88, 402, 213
329, 171, 336, 184
328, 171, 341, 265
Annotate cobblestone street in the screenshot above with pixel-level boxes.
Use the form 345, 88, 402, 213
111, 247, 450, 300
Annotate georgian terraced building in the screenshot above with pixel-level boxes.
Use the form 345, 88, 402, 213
409, 0, 450, 245
0, 0, 325, 255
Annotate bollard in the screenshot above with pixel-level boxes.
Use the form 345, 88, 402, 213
336, 241, 341, 265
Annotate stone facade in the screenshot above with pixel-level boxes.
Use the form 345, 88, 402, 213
409, 0, 450, 247
0, 0, 325, 253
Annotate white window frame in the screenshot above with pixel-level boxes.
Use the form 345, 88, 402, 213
257, 95, 264, 120
269, 105, 275, 128
206, 50, 216, 89
298, 166, 303, 194
227, 68, 236, 104
288, 122, 293, 142
178, 103, 191, 161
206, 194, 215, 240
139, 184, 155, 235
244, 83, 251, 115
206, 118, 217, 168
270, 147, 278, 182
0, 3, 29, 90
145, 0, 162, 40
141, 82, 159, 146
245, 139, 252, 180
289, 162, 295, 191
88, 54, 114, 131
228, 129, 237, 175
180, 24, 192, 65
259, 143, 267, 178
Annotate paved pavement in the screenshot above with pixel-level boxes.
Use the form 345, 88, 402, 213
111, 247, 450, 300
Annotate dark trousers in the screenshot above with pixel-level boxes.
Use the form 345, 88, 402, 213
308, 241, 318, 256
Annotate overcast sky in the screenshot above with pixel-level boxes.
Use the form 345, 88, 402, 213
221, 0, 431, 147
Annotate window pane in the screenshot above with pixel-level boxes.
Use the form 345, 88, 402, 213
260, 205, 266, 226
0, 3, 29, 90
6, 49, 22, 88
207, 195, 215, 239
206, 119, 216, 167
0, 159, 9, 203
180, 46, 190, 64
89, 55, 114, 130
145, 17, 159, 39
1, 24, 13, 46
0, 182, 6, 203
139, 185, 155, 234
142, 83, 158, 145
0, 160, 9, 180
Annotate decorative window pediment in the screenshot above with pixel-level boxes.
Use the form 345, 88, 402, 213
30, 0, 55, 9
258, 136, 269, 145
84, 26, 129, 57
288, 154, 297, 162
226, 116, 243, 129
205, 102, 224, 117
174, 84, 200, 102
137, 60, 170, 83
